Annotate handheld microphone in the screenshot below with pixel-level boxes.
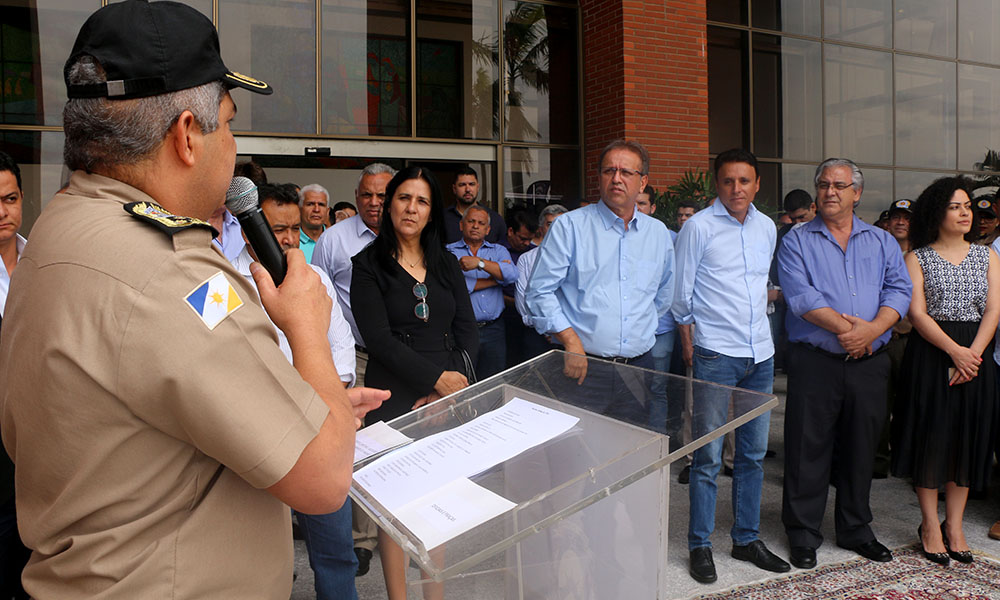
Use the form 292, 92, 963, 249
226, 177, 287, 286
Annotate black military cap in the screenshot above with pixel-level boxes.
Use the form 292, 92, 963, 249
888, 199, 912, 215
65, 0, 272, 100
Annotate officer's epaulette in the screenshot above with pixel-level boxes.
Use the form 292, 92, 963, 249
123, 201, 219, 237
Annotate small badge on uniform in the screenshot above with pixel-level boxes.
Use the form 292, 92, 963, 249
124, 201, 217, 236
184, 271, 244, 330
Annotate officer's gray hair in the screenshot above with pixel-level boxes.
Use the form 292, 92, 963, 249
298, 183, 330, 206
538, 203, 568, 229
63, 55, 226, 174
357, 163, 397, 188
814, 158, 864, 191
463, 204, 491, 227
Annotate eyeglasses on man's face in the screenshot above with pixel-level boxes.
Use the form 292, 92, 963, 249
600, 167, 644, 179
816, 181, 854, 192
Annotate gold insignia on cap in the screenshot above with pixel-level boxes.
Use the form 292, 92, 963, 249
896, 200, 910, 209
226, 71, 269, 89
123, 201, 214, 236
979, 199, 993, 210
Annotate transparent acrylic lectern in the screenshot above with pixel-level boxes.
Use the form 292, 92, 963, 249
350, 350, 778, 599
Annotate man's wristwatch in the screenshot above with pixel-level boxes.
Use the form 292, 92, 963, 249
477, 259, 485, 270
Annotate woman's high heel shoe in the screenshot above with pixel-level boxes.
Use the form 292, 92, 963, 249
918, 525, 950, 566
941, 521, 974, 564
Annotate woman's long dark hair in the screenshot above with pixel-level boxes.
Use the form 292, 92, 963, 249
909, 176, 976, 250
372, 166, 452, 285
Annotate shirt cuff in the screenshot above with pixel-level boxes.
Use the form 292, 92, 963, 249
533, 313, 571, 336
785, 289, 829, 317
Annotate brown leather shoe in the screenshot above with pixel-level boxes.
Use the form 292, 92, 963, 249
988, 520, 1000, 541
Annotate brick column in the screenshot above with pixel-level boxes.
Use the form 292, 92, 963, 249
580, 0, 708, 196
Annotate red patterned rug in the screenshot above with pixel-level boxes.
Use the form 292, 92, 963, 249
693, 547, 1000, 600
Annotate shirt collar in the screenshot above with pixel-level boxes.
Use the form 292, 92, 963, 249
807, 213, 870, 238
710, 197, 760, 222
350, 214, 377, 239
596, 199, 639, 231
232, 244, 254, 276
14, 234, 25, 262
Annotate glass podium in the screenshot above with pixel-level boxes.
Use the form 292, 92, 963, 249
350, 350, 778, 599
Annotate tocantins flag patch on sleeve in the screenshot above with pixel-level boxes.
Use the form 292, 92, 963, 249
184, 271, 244, 330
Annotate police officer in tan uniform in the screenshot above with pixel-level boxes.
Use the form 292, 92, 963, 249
0, 1, 385, 598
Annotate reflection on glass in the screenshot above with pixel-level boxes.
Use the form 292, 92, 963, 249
502, 2, 578, 145
824, 45, 892, 165
824, 0, 891, 48
959, 64, 1000, 172
894, 0, 956, 57
852, 167, 892, 224
220, 0, 316, 134
503, 146, 580, 211
959, 0, 1000, 64
108, 0, 212, 19
322, 0, 410, 136
0, 130, 67, 233
751, 0, 821, 36
895, 170, 950, 205
1, 1, 95, 126
416, 0, 498, 140
752, 35, 822, 161
780, 162, 819, 204
707, 0, 748, 25
708, 27, 749, 155
895, 56, 956, 170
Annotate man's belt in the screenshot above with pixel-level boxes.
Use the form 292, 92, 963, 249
585, 350, 651, 365
797, 342, 888, 362
476, 318, 500, 328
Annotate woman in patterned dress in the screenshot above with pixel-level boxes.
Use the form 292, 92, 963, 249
892, 176, 1000, 566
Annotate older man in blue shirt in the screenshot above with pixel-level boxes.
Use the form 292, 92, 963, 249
447, 205, 518, 379
525, 139, 673, 420
673, 148, 787, 583
778, 158, 911, 570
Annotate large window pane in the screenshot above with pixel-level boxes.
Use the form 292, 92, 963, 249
895, 56, 956, 170
322, 0, 410, 137
752, 34, 822, 161
895, 0, 956, 57
1, 1, 95, 126
960, 64, 1000, 172
824, 45, 892, 165
503, 147, 580, 211
895, 170, 950, 203
707, 0, 748, 25
417, 0, 499, 140
1, 130, 67, 234
856, 167, 892, 224
502, 2, 579, 145
824, 0, 891, 48
755, 162, 820, 215
220, 0, 316, 134
752, 0, 821, 36
959, 1, 1000, 68
108, 0, 212, 19
708, 26, 749, 154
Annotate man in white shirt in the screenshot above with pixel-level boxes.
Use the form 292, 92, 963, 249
0, 150, 28, 599
228, 182, 358, 599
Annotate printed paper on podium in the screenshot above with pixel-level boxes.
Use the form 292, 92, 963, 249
354, 420, 413, 464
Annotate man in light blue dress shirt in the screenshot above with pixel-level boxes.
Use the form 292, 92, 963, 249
525, 139, 674, 420
672, 148, 788, 583
778, 158, 911, 570
447, 205, 518, 379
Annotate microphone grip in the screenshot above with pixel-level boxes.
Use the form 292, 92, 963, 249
234, 207, 287, 286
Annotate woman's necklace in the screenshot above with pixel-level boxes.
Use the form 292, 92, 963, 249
400, 252, 423, 268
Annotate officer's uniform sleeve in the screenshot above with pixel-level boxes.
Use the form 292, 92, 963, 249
116, 249, 329, 490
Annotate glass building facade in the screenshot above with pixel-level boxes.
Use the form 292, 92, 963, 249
708, 0, 1000, 220
0, 0, 582, 231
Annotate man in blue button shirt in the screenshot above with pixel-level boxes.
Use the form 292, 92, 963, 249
673, 148, 787, 583
525, 139, 673, 424
447, 205, 518, 379
777, 158, 911, 570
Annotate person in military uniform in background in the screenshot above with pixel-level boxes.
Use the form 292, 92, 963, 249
0, 2, 385, 598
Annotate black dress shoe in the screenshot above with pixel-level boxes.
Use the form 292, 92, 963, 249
689, 547, 717, 583
355, 548, 373, 576
941, 521, 973, 564
678, 465, 691, 484
839, 539, 893, 562
916, 525, 949, 566
789, 546, 817, 569
731, 540, 791, 573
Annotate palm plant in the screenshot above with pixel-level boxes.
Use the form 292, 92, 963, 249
655, 168, 715, 229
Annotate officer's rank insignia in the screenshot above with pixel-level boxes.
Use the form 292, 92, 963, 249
124, 201, 216, 236
184, 271, 244, 330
